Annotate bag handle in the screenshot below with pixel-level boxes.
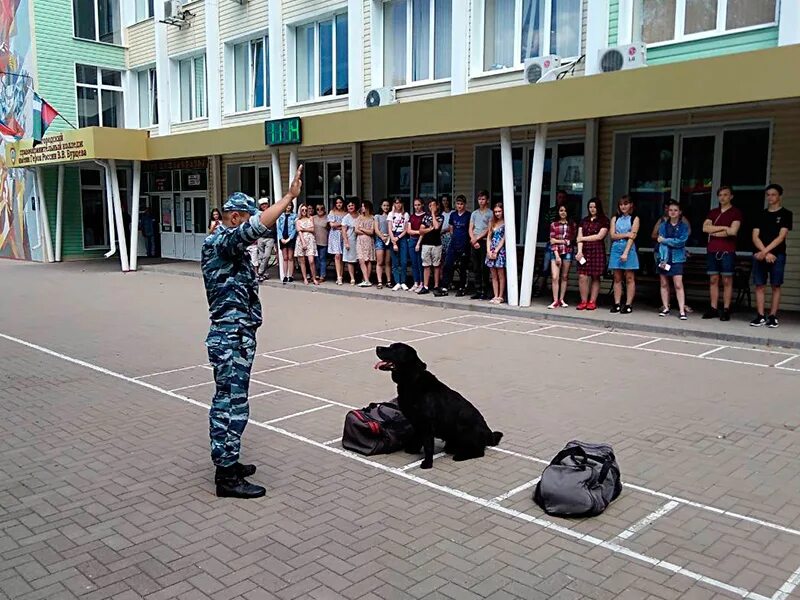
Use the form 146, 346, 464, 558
551, 446, 587, 465
596, 458, 615, 484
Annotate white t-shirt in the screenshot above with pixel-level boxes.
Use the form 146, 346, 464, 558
387, 210, 409, 237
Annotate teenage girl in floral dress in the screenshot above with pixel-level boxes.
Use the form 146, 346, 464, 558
485, 202, 507, 304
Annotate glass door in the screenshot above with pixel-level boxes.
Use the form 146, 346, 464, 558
678, 134, 717, 248
159, 195, 175, 258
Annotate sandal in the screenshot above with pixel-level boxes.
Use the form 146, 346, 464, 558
377, 283, 383, 289
336, 278, 343, 285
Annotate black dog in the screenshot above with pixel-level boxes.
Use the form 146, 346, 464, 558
375, 343, 503, 469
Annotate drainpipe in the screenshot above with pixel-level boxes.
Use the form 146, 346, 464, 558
96, 160, 117, 259
34, 167, 54, 262
129, 160, 142, 270
108, 159, 130, 272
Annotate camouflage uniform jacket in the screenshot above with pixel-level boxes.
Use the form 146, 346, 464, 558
201, 214, 268, 330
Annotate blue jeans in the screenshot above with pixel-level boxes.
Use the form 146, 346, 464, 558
406, 237, 422, 283
391, 239, 408, 285
317, 245, 328, 279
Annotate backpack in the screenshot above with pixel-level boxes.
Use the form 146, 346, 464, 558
533, 441, 622, 517
341, 400, 415, 456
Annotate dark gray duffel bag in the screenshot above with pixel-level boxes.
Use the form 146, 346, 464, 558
341, 400, 414, 456
533, 441, 622, 517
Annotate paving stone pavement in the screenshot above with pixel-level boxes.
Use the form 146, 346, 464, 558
1, 259, 799, 600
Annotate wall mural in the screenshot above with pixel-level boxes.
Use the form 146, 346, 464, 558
0, 0, 41, 261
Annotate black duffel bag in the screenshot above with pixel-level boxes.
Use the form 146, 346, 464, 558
341, 400, 414, 456
533, 441, 622, 517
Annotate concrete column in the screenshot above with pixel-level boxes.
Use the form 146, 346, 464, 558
34, 167, 54, 263
779, 0, 800, 45
101, 162, 117, 259
288, 149, 298, 210
499, 128, 519, 306
154, 0, 172, 135
585, 0, 609, 75
583, 119, 598, 209
519, 124, 548, 307
108, 159, 131, 272
348, 0, 365, 109
272, 150, 285, 280
450, 0, 469, 94
268, 0, 285, 117
205, 0, 222, 128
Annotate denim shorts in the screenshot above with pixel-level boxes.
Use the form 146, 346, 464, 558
752, 253, 786, 287
552, 252, 573, 262
658, 262, 684, 277
706, 251, 735, 276
375, 237, 387, 251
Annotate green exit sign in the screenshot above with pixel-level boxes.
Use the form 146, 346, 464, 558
265, 117, 302, 146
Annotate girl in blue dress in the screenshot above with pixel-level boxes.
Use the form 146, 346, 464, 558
485, 202, 507, 304
608, 196, 640, 314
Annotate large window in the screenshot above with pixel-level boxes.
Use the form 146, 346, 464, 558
302, 160, 354, 208
374, 152, 452, 205
484, 0, 581, 71
476, 141, 584, 245
633, 0, 778, 45
383, 0, 452, 87
80, 167, 129, 249
615, 125, 770, 251
233, 36, 269, 111
137, 68, 158, 128
76, 65, 124, 128
225, 164, 271, 200
73, 0, 121, 44
296, 15, 348, 102
178, 55, 207, 121
134, 0, 154, 21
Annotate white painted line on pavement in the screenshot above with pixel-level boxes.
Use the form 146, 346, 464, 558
261, 354, 299, 365
773, 355, 799, 368
315, 343, 349, 353
634, 338, 662, 348
0, 331, 779, 600
249, 389, 280, 399
361, 335, 395, 343
261, 404, 332, 425
492, 477, 541, 503
322, 437, 342, 446
697, 346, 727, 358
169, 380, 214, 392
399, 452, 446, 471
134, 364, 206, 379
577, 332, 607, 341
772, 562, 800, 600
616, 501, 680, 540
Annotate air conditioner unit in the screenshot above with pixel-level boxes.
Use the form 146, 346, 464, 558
598, 43, 647, 73
365, 87, 396, 108
523, 56, 561, 84
162, 0, 192, 28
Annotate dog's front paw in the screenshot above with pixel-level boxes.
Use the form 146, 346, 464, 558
420, 460, 433, 470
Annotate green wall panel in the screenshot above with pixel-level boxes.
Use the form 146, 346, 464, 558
608, 0, 619, 46
646, 27, 780, 65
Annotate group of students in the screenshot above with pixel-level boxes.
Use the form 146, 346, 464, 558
210, 183, 792, 326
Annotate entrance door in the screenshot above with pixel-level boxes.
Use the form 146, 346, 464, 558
678, 134, 717, 248
182, 194, 207, 260
304, 159, 354, 209
159, 195, 176, 258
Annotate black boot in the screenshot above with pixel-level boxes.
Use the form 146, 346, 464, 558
215, 465, 266, 499
214, 462, 256, 484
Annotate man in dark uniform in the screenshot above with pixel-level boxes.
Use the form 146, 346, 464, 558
201, 165, 303, 498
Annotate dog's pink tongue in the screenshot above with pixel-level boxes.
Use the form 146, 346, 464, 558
374, 360, 388, 370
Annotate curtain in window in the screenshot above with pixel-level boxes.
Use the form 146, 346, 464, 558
684, 0, 716, 35
252, 39, 266, 107
550, 0, 580, 57
149, 69, 159, 125
297, 24, 315, 101
412, 0, 430, 81
180, 59, 192, 121
637, 0, 676, 43
137, 71, 149, 127
726, 0, 776, 29
319, 20, 334, 96
233, 42, 249, 111
384, 0, 408, 86
433, 0, 451, 79
484, 0, 515, 70
194, 56, 206, 118
521, 0, 544, 62
335, 14, 349, 95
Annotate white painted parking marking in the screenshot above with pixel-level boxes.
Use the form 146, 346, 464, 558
634, 338, 662, 348
360, 335, 395, 343
492, 477, 541, 503
773, 355, 799, 368
697, 346, 727, 358
0, 331, 782, 600
249, 389, 280, 399
399, 452, 447, 471
315, 343, 349, 353
616, 500, 680, 540
322, 437, 342, 446
261, 404, 332, 425
260, 354, 298, 365
773, 562, 800, 600
578, 331, 607, 341
134, 364, 206, 379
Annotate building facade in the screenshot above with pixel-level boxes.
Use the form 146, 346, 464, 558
3, 0, 800, 308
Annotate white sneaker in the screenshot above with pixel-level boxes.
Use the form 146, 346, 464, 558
392, 283, 402, 291
401, 284, 409, 291
560, 301, 569, 308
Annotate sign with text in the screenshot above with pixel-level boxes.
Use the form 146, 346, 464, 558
265, 117, 302, 146
5, 130, 95, 167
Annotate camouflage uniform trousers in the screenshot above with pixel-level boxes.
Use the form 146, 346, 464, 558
206, 326, 257, 467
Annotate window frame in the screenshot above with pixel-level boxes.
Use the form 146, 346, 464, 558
176, 54, 208, 122
72, 0, 122, 46
134, 0, 154, 23
630, 0, 779, 47
381, 0, 452, 87
476, 0, 584, 76
611, 120, 773, 255
75, 64, 125, 128
229, 35, 270, 113
291, 12, 349, 104
137, 66, 158, 128
376, 148, 454, 205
